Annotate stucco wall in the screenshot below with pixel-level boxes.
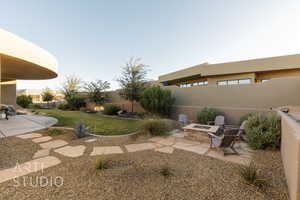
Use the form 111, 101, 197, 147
278, 109, 300, 200
1, 81, 16, 105
106, 91, 145, 113
164, 77, 300, 124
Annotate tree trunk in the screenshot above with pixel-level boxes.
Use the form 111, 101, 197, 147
131, 101, 134, 113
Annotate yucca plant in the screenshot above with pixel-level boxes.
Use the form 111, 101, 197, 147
239, 161, 266, 188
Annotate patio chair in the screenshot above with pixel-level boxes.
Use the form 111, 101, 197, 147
208, 120, 248, 156
0, 105, 16, 120
178, 114, 189, 126
208, 115, 225, 127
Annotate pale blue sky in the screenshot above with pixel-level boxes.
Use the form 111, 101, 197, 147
1, 0, 300, 90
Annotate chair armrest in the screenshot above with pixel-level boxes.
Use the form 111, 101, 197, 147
207, 121, 215, 125
224, 124, 239, 129
208, 132, 223, 140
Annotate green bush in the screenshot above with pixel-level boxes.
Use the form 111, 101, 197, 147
66, 95, 86, 110
57, 103, 70, 110
239, 112, 258, 124
103, 104, 121, 115
140, 86, 175, 116
17, 95, 33, 108
142, 119, 173, 136
245, 112, 281, 149
196, 107, 222, 124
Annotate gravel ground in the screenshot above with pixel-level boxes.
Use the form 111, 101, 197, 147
0, 137, 39, 170
0, 131, 289, 200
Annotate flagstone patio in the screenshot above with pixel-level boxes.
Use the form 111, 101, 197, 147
0, 131, 254, 185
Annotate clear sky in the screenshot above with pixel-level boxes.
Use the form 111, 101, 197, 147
1, 0, 300, 90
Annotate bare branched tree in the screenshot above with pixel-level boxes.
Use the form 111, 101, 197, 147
117, 57, 149, 112
84, 80, 110, 105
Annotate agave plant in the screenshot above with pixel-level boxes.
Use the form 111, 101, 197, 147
74, 122, 89, 138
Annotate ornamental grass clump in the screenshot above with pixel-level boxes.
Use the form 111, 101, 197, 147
239, 160, 267, 188
142, 119, 174, 136
94, 156, 110, 170
245, 112, 281, 149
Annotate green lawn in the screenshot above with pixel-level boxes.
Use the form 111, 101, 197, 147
37, 109, 142, 136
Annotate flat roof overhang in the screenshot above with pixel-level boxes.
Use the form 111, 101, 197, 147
159, 54, 300, 83
0, 29, 58, 81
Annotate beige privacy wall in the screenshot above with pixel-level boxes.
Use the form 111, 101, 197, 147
106, 91, 145, 113
164, 77, 300, 124
278, 109, 300, 200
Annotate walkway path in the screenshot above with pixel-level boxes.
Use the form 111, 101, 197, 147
0, 115, 57, 137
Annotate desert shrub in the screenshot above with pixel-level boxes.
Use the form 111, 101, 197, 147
196, 107, 223, 124
142, 119, 173, 136
239, 160, 267, 188
74, 122, 89, 138
103, 104, 121, 115
160, 165, 173, 177
94, 156, 110, 170
240, 112, 258, 124
140, 85, 175, 116
66, 95, 86, 110
245, 112, 281, 149
48, 128, 63, 136
16, 95, 32, 108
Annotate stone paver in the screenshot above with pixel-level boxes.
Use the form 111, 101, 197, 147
91, 146, 123, 156
85, 138, 97, 143
156, 137, 176, 146
174, 143, 209, 155
32, 136, 52, 143
155, 146, 174, 154
206, 149, 251, 165
0, 156, 61, 184
40, 140, 68, 149
16, 133, 42, 139
125, 143, 157, 153
54, 145, 86, 158
33, 149, 50, 159
169, 129, 185, 138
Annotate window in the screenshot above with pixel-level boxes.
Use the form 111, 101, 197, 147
238, 79, 251, 84
217, 78, 251, 86
228, 80, 238, 85
217, 80, 227, 86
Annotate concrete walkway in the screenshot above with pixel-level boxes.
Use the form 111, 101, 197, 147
0, 115, 57, 137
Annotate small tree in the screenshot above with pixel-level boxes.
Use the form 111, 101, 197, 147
16, 95, 32, 108
84, 80, 110, 105
117, 57, 149, 113
60, 75, 83, 109
140, 85, 175, 116
42, 87, 54, 105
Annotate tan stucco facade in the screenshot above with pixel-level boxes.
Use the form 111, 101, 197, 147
159, 54, 300, 86
0, 29, 58, 105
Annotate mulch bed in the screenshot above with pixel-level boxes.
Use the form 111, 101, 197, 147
0, 130, 289, 200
